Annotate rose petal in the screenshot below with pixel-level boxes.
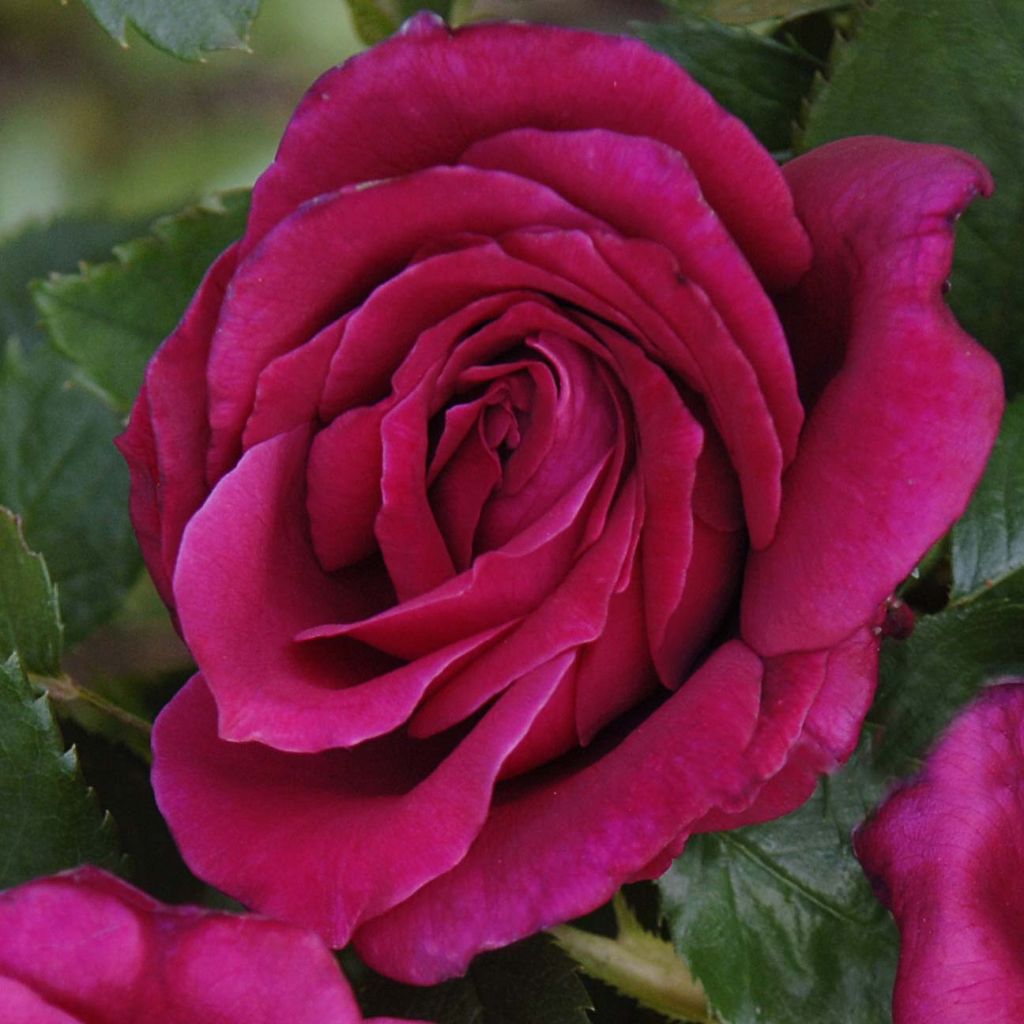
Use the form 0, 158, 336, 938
377, 365, 458, 599
408, 473, 641, 736
152, 664, 565, 948
855, 682, 1024, 1024
243, 318, 344, 450
206, 166, 602, 482
307, 405, 387, 571
588, 232, 784, 548
175, 425, 473, 752
0, 977, 80, 1024
573, 565, 656, 746
300, 454, 613, 661
463, 127, 805, 463
245, 18, 808, 289
0, 867, 366, 1023
353, 640, 767, 983
116, 246, 238, 608
473, 226, 782, 548
694, 625, 878, 832
743, 137, 1004, 657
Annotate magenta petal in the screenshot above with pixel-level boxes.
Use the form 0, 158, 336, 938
117, 245, 238, 607
243, 319, 342, 451
245, 19, 808, 289
743, 137, 1004, 657
590, 328, 704, 683
376, 369, 457, 599
0, 978, 79, 1024
463, 127, 805, 462
353, 640, 767, 983
574, 567, 656, 746
307, 405, 386, 571
408, 472, 639, 736
855, 682, 1024, 1024
174, 427, 420, 751
152, 667, 564, 947
430, 417, 502, 570
205, 166, 600, 482
0, 867, 370, 1023
695, 625, 878, 832
304, 456, 612, 662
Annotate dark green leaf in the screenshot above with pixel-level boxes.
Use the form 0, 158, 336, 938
0, 340, 140, 644
0, 656, 120, 888
873, 598, 1024, 775
667, 0, 848, 24
80, 0, 261, 60
344, 0, 399, 44
659, 746, 897, 1024
62, 720, 200, 904
358, 934, 593, 1024
396, 0, 454, 18
33, 191, 250, 413
0, 509, 62, 677
950, 395, 1024, 602
634, 16, 817, 152
801, 0, 1024, 393
0, 214, 151, 352
344, 0, 456, 43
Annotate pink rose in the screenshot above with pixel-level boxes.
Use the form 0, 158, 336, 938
0, 867, 414, 1023
855, 683, 1024, 1023
118, 15, 1003, 983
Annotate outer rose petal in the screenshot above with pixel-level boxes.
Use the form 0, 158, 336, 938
743, 137, 1004, 657
855, 683, 1024, 1024
245, 16, 810, 291
116, 245, 238, 609
355, 640, 841, 983
0, 867, 408, 1024
152, 663, 566, 947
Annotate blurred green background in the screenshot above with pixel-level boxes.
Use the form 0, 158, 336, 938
0, 0, 364, 233
0, 0, 664, 235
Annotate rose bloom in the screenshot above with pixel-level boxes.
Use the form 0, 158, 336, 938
856, 683, 1024, 1024
119, 15, 1003, 983
0, 868, 415, 1022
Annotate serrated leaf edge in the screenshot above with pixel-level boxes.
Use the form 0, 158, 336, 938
794, 0, 871, 152
552, 895, 716, 1023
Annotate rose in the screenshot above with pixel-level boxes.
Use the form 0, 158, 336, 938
0, 868, 415, 1023
855, 683, 1024, 1024
118, 14, 1004, 984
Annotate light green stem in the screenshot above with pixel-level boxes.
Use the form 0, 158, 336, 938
551, 897, 716, 1023
31, 672, 152, 738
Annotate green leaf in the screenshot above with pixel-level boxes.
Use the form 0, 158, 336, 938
395, 0, 455, 18
801, 0, 1024, 393
344, 0, 399, 44
0, 655, 120, 888
357, 934, 594, 1024
873, 598, 1024, 775
0, 213, 152, 352
343, 0, 458, 43
950, 395, 1024, 603
667, 0, 848, 24
0, 509, 62, 677
634, 16, 818, 152
553, 895, 713, 1022
659, 746, 897, 1024
33, 191, 250, 413
80, 0, 261, 60
0, 340, 140, 644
